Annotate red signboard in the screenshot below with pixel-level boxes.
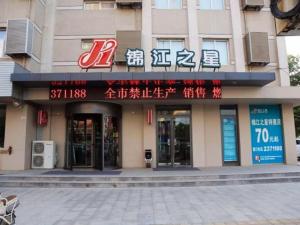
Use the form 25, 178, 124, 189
78, 39, 118, 69
37, 110, 48, 126
49, 80, 222, 100
147, 109, 153, 125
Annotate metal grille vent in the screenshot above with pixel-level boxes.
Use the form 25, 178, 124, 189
246, 32, 270, 66
33, 143, 44, 154
32, 156, 44, 167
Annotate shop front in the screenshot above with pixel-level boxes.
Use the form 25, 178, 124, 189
6, 70, 296, 171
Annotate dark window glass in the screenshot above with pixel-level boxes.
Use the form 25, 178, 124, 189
0, 106, 6, 147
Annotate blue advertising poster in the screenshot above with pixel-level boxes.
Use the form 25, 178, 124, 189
222, 118, 238, 162
249, 105, 284, 164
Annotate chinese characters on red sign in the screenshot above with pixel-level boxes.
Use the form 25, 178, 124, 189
103, 80, 222, 100
49, 80, 222, 100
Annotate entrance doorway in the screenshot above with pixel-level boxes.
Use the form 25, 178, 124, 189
71, 115, 102, 168
65, 102, 121, 170
157, 108, 191, 167
220, 106, 240, 166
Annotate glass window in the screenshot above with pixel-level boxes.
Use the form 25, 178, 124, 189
101, 2, 115, 9
155, 0, 182, 9
157, 39, 184, 65
0, 29, 6, 57
202, 40, 228, 65
81, 39, 93, 50
84, 1, 100, 10
0, 106, 6, 148
84, 1, 115, 10
199, 0, 224, 10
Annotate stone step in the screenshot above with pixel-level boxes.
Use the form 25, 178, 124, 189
1, 171, 300, 182
0, 175, 300, 188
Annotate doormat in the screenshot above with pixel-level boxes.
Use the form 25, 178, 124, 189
42, 170, 122, 176
153, 167, 200, 171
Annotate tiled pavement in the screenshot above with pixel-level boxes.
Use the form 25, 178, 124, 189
1, 183, 300, 225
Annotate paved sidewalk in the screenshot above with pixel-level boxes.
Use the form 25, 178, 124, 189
1, 183, 300, 225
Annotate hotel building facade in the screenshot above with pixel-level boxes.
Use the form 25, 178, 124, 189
0, 0, 299, 170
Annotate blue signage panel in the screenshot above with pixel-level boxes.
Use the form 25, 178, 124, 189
222, 117, 238, 162
249, 105, 284, 164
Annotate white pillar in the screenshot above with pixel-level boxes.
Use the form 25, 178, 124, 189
230, 0, 245, 72
192, 105, 205, 167
277, 37, 290, 86
40, 0, 56, 72
238, 104, 252, 166
142, 0, 152, 72
282, 104, 297, 165
143, 105, 156, 168
187, 0, 200, 68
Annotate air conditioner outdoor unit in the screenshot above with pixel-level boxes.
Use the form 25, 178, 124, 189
246, 32, 270, 66
116, 0, 142, 9
32, 141, 56, 169
5, 19, 33, 56
242, 0, 264, 11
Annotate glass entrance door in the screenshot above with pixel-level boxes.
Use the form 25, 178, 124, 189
72, 118, 94, 167
157, 109, 191, 167
104, 116, 119, 169
221, 107, 240, 166
70, 115, 102, 168
174, 116, 191, 166
67, 114, 120, 170
157, 118, 172, 166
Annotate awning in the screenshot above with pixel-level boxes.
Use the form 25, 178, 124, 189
11, 71, 275, 87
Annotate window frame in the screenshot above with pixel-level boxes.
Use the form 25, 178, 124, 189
83, 1, 116, 10
100, 1, 116, 9
199, 0, 224, 10
0, 28, 6, 58
155, 0, 182, 9
81, 39, 93, 50
84, 1, 100, 10
202, 39, 229, 65
0, 106, 6, 148
156, 39, 185, 65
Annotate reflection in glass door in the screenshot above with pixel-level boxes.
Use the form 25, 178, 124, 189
174, 116, 191, 166
71, 118, 95, 167
157, 109, 191, 167
104, 116, 119, 169
157, 118, 172, 166
69, 115, 103, 169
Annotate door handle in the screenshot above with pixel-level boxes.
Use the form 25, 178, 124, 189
167, 138, 170, 146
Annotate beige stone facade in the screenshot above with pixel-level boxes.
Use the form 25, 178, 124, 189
0, 0, 299, 170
